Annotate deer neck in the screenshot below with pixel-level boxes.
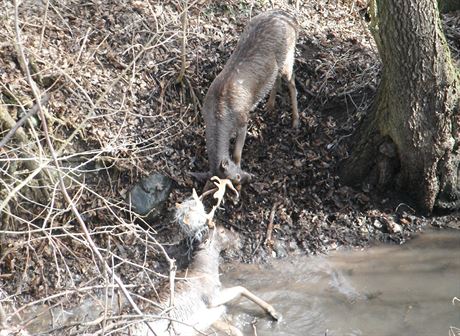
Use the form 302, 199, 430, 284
204, 103, 233, 175
190, 242, 221, 280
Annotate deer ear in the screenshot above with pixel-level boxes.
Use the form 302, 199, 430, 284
220, 158, 229, 170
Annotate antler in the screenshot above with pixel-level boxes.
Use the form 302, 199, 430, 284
203, 176, 238, 228
211, 176, 238, 204
175, 177, 238, 237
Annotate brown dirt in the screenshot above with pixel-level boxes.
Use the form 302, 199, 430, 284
0, 1, 459, 334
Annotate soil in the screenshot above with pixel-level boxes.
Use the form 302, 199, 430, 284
0, 1, 459, 334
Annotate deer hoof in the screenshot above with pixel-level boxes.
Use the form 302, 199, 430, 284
268, 307, 281, 321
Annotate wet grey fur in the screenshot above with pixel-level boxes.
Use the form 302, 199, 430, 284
130, 226, 279, 335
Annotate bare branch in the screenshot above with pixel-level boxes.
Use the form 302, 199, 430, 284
11, 1, 155, 333
0, 94, 49, 149
176, 0, 188, 84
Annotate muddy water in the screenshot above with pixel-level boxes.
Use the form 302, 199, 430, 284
15, 230, 460, 335
221, 230, 460, 336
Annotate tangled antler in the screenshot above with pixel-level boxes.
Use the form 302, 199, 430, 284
175, 177, 237, 238
203, 176, 238, 228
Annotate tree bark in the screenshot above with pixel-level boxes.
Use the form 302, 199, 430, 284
341, 0, 460, 212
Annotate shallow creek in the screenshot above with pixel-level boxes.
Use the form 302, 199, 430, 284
221, 230, 460, 336
17, 230, 460, 335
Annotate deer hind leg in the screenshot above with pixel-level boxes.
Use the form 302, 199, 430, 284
287, 72, 299, 128
211, 286, 280, 321
211, 320, 243, 336
267, 76, 280, 111
281, 49, 299, 128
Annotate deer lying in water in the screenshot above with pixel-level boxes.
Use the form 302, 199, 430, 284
195, 10, 299, 185
131, 226, 279, 335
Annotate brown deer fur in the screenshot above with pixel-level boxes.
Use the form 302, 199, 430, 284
198, 10, 299, 185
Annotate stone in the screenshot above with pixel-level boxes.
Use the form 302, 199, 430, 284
129, 173, 173, 220
273, 240, 288, 258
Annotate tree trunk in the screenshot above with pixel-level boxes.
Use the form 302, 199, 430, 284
341, 0, 460, 212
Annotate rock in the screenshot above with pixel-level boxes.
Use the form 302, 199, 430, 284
273, 240, 288, 258
287, 241, 300, 254
373, 219, 383, 229
129, 173, 173, 220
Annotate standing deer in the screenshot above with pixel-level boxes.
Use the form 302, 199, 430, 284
130, 226, 279, 335
195, 9, 299, 185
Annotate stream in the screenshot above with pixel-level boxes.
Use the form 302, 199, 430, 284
16, 230, 460, 335
222, 230, 460, 336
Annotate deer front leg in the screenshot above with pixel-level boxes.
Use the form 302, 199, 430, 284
232, 125, 247, 167
211, 286, 280, 321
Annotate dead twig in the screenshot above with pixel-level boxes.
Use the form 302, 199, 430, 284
38, 0, 50, 50
11, 1, 155, 334
176, 0, 188, 84
0, 302, 7, 328
265, 202, 279, 248
0, 93, 49, 149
